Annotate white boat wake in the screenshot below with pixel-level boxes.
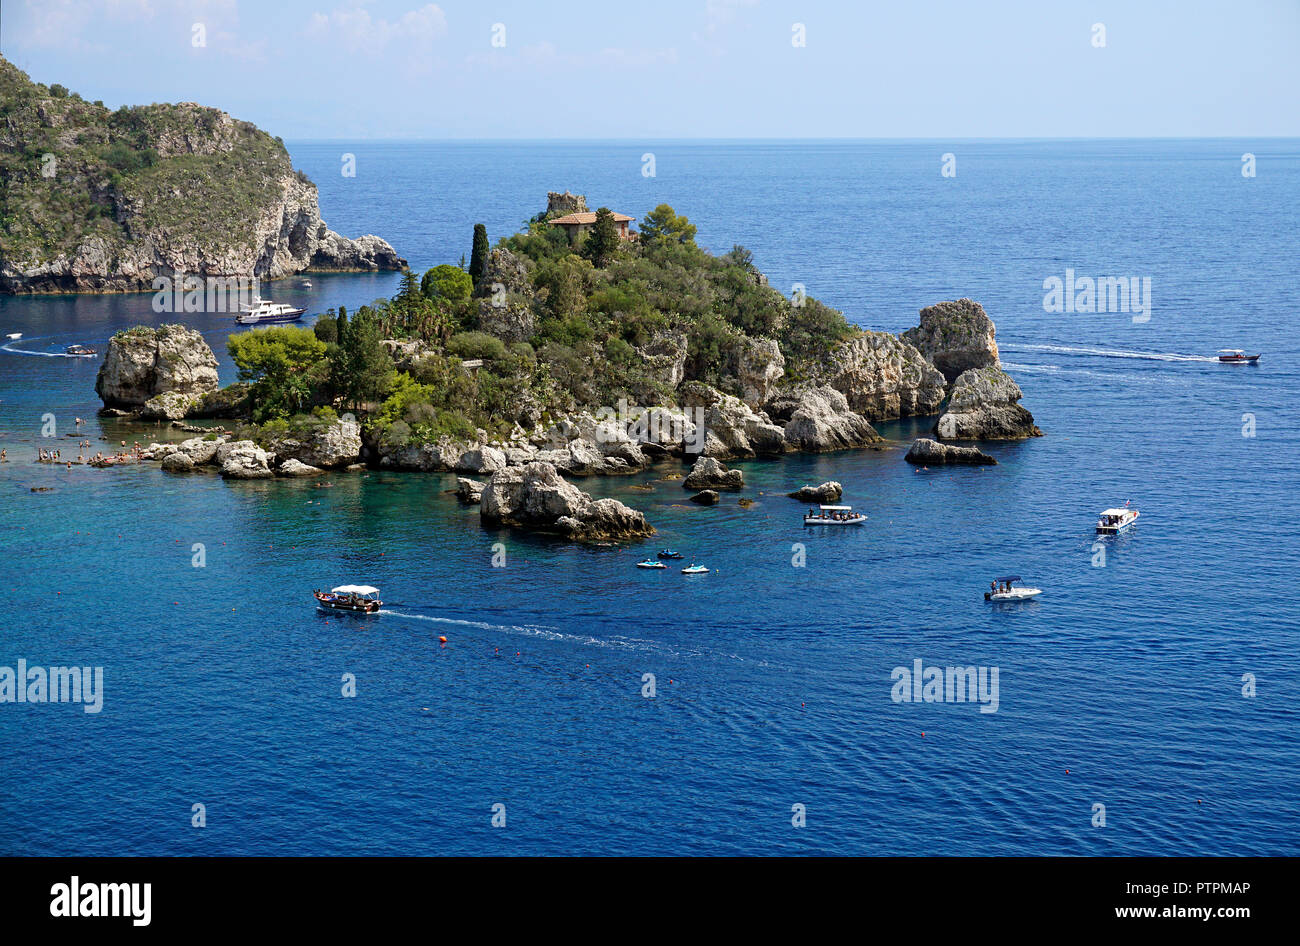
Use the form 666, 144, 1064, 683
375, 609, 759, 663
1002, 344, 1218, 363
1, 338, 95, 358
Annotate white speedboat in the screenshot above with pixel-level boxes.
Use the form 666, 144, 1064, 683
1096, 506, 1139, 534
803, 504, 867, 526
985, 576, 1042, 601
5, 333, 20, 340
681, 563, 709, 574
236, 297, 307, 325
636, 560, 667, 569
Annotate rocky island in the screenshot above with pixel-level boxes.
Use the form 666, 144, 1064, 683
90, 192, 1042, 540
0, 56, 404, 293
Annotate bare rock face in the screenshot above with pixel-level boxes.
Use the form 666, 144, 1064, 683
95, 325, 219, 410
689, 489, 720, 505
456, 477, 484, 504
903, 299, 1000, 384
824, 331, 947, 420
480, 461, 653, 540
635, 331, 689, 389
905, 437, 997, 465
277, 458, 323, 477
216, 440, 275, 479
679, 382, 786, 459
160, 451, 196, 473
936, 367, 1043, 440
267, 419, 362, 469
788, 481, 843, 502
474, 247, 535, 341
140, 390, 201, 421
735, 337, 786, 408
455, 446, 508, 475
682, 456, 744, 491
782, 386, 882, 452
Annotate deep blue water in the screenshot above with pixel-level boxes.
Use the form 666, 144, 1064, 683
1, 140, 1297, 855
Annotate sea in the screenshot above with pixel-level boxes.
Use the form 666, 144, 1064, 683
1, 140, 1297, 856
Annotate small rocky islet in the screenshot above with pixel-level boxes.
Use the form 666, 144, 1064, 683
90, 239, 1040, 541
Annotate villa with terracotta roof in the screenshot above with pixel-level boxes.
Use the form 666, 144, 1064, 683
549, 210, 636, 244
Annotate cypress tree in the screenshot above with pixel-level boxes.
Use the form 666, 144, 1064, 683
584, 207, 619, 267
468, 223, 489, 288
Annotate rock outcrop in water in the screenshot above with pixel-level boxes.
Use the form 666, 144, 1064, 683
95, 324, 219, 410
905, 437, 997, 465
780, 386, 882, 452
788, 481, 843, 502
265, 418, 362, 469
903, 298, 1000, 383
480, 461, 653, 540
0, 56, 404, 293
682, 456, 744, 491
936, 366, 1043, 440
821, 331, 948, 419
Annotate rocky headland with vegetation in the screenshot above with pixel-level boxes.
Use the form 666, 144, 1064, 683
0, 56, 404, 293
91, 191, 1041, 540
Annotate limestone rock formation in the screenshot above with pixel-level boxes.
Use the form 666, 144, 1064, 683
0, 58, 404, 293
823, 331, 947, 419
682, 456, 744, 491
216, 440, 275, 479
95, 325, 219, 410
904, 437, 997, 466
277, 458, 323, 477
936, 366, 1042, 440
480, 461, 653, 540
689, 489, 720, 505
736, 338, 786, 408
456, 477, 484, 504
267, 419, 362, 469
788, 481, 843, 503
903, 298, 1000, 384
782, 387, 881, 452
679, 382, 786, 459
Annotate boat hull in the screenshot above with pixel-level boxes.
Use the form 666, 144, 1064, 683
985, 589, 1042, 601
1219, 355, 1260, 363
236, 309, 306, 325
804, 516, 867, 526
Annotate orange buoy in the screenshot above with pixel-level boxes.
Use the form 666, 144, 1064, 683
439, 636, 447, 643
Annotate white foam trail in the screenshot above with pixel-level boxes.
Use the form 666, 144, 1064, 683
999, 361, 1059, 373
1, 339, 94, 359
1002, 344, 1217, 363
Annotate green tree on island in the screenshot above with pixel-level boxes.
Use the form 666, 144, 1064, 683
639, 204, 697, 247
468, 223, 490, 288
421, 264, 473, 304
331, 308, 393, 410
582, 207, 620, 268
227, 327, 328, 421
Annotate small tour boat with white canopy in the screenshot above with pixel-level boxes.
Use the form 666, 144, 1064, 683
1096, 504, 1140, 534
313, 584, 382, 613
985, 576, 1042, 601
803, 504, 867, 526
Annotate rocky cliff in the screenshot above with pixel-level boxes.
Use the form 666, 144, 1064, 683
0, 56, 405, 293
95, 324, 219, 410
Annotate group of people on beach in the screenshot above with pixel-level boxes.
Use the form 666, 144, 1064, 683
36, 440, 144, 468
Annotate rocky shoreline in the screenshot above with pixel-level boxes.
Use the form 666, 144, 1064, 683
92, 299, 1041, 541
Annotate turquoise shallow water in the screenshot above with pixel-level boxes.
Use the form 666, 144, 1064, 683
1, 140, 1297, 855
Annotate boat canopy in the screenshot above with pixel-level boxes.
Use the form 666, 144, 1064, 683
818, 505, 853, 511
330, 584, 379, 595
992, 576, 1021, 583
1218, 349, 1244, 355
1099, 508, 1131, 517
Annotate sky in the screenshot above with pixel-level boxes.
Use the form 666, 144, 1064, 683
2, 0, 1298, 139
